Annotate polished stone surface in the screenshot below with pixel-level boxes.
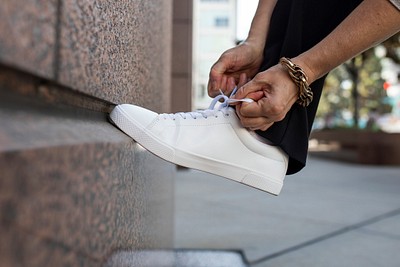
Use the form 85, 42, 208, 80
58, 0, 173, 111
0, 0, 56, 79
0, 90, 175, 266
0, 66, 112, 114
0, 0, 178, 265
0, 0, 173, 111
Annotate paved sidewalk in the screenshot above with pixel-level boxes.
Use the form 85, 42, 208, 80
174, 156, 400, 267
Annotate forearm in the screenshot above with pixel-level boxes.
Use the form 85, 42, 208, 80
293, 0, 400, 84
246, 0, 278, 49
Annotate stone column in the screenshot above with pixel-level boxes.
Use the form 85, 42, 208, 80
0, 0, 176, 266
171, 0, 193, 112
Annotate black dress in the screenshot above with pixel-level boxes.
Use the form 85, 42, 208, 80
256, 0, 363, 174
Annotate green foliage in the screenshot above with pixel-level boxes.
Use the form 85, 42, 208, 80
316, 33, 399, 130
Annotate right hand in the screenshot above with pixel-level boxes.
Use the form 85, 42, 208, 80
232, 63, 299, 131
207, 41, 264, 97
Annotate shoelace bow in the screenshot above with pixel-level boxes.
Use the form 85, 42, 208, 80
162, 87, 253, 120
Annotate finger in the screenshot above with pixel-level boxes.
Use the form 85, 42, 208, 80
210, 60, 227, 80
229, 73, 248, 105
239, 101, 262, 117
234, 78, 266, 100
227, 77, 236, 95
230, 90, 263, 106
208, 61, 227, 97
236, 111, 274, 131
237, 99, 266, 118
207, 79, 218, 97
220, 75, 227, 93
246, 91, 264, 102
208, 78, 221, 97
238, 73, 247, 89
250, 122, 274, 132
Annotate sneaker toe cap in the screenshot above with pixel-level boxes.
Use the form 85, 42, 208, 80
117, 104, 158, 127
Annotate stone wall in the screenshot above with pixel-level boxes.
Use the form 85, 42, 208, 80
0, 0, 172, 111
0, 0, 185, 266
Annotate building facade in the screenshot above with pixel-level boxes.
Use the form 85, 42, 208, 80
192, 0, 237, 109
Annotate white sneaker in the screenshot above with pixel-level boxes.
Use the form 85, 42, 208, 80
109, 91, 288, 195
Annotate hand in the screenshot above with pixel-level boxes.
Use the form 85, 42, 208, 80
207, 41, 264, 97
233, 64, 299, 131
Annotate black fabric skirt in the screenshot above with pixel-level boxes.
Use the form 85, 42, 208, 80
256, 0, 363, 174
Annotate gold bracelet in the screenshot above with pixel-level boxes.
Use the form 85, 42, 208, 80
279, 57, 313, 107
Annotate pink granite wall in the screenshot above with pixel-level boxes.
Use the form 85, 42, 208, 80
58, 0, 172, 111
0, 0, 172, 112
0, 0, 56, 79
0, 0, 177, 266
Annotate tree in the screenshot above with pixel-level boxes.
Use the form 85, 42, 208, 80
317, 33, 399, 130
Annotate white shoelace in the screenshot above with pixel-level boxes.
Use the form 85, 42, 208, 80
161, 87, 253, 120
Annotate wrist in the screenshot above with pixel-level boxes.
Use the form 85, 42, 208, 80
291, 56, 318, 84
279, 57, 314, 107
243, 36, 265, 54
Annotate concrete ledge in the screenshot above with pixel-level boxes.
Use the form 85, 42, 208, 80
0, 0, 56, 79
0, 0, 178, 265
0, 89, 175, 266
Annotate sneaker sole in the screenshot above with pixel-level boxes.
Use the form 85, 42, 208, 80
109, 105, 283, 195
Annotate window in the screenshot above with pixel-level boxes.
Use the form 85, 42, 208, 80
201, 0, 228, 2
215, 17, 229, 27
197, 84, 207, 98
